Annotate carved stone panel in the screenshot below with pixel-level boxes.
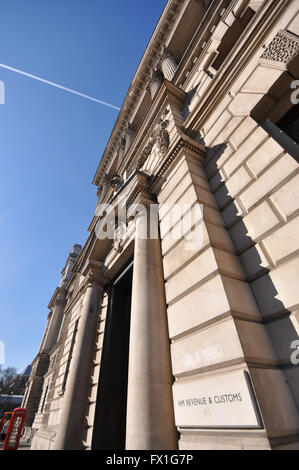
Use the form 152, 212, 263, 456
261, 30, 299, 65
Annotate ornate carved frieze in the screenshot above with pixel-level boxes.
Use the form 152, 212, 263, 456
135, 137, 156, 171
260, 30, 299, 65
156, 115, 170, 154
127, 108, 171, 176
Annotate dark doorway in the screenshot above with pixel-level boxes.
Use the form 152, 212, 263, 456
91, 261, 133, 450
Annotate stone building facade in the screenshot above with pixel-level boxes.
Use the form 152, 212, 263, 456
23, 0, 299, 450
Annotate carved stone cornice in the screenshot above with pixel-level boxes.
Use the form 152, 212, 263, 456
92, 0, 184, 188
149, 133, 206, 193
134, 137, 156, 173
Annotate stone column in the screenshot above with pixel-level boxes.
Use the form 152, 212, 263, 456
41, 288, 67, 352
125, 196, 177, 450
54, 261, 105, 450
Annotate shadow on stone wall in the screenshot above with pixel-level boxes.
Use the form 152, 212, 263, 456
204, 142, 299, 408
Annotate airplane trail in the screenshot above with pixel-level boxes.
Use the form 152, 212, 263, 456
0, 63, 120, 111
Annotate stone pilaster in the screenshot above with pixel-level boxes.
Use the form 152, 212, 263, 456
54, 261, 106, 450
41, 288, 67, 352
22, 352, 50, 428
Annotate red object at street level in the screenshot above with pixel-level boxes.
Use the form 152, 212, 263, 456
2, 408, 27, 450
0, 411, 13, 435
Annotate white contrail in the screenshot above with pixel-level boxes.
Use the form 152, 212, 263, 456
0, 63, 120, 110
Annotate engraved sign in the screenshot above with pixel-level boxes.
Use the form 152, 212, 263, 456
173, 369, 261, 428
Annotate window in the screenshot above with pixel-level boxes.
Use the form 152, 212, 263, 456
40, 384, 49, 414
213, 8, 255, 71
59, 319, 79, 395
251, 51, 299, 162
276, 103, 299, 145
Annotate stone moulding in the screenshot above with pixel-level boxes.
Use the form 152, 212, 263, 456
128, 116, 171, 175
125, 100, 169, 176
150, 133, 206, 191
125, 134, 206, 206
134, 137, 156, 173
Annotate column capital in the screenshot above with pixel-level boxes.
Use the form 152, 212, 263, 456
82, 260, 108, 289
126, 172, 156, 209
48, 287, 68, 309
55, 287, 68, 306
96, 173, 112, 198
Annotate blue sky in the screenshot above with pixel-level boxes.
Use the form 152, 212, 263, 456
0, 0, 167, 372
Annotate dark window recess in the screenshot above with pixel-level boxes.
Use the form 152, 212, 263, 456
276, 103, 299, 145
92, 262, 133, 450
213, 8, 255, 71
251, 52, 299, 163
40, 385, 49, 413
60, 319, 79, 394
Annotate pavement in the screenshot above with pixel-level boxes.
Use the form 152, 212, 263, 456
0, 440, 31, 450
